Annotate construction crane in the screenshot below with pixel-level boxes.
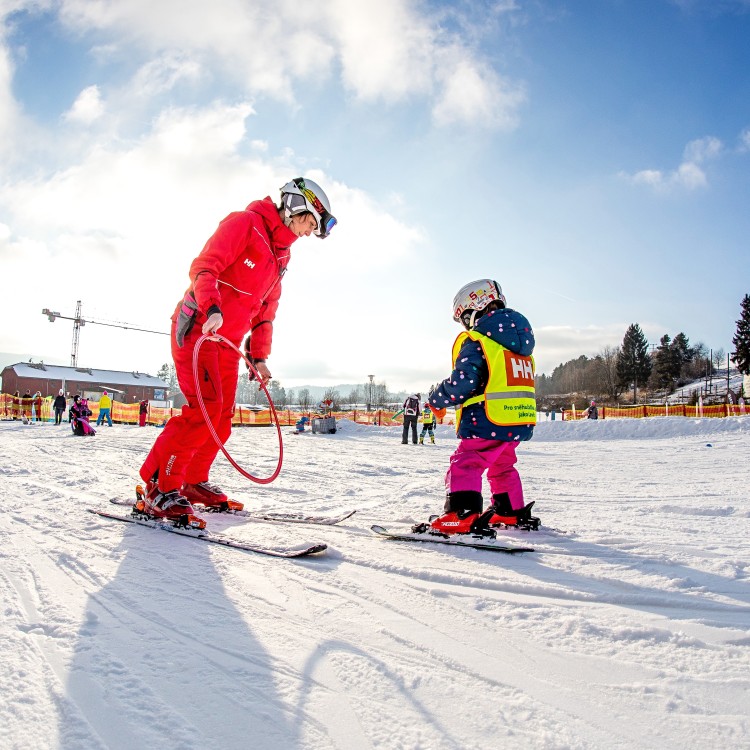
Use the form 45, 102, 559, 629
42, 300, 169, 367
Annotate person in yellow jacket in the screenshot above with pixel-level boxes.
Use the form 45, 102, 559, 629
96, 390, 113, 427
418, 403, 436, 444
423, 279, 538, 535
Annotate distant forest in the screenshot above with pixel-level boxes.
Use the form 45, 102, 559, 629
536, 295, 750, 408
536, 325, 736, 409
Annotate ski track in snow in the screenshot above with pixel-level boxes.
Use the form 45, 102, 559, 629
1, 417, 749, 749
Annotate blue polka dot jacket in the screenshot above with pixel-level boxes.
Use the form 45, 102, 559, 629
429, 307, 535, 442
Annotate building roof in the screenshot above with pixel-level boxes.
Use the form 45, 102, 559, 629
3, 362, 166, 388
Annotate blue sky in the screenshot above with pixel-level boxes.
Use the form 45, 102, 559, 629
1, 0, 748, 392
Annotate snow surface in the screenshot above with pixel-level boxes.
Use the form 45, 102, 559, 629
1, 416, 749, 750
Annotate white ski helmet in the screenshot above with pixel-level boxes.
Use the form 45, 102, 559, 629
279, 177, 336, 238
452, 279, 506, 329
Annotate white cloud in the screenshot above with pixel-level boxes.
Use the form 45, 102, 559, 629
53, 0, 522, 129
738, 127, 750, 152
534, 324, 625, 374
63, 84, 105, 124
683, 135, 722, 163
674, 161, 707, 189
0, 98, 426, 377
432, 50, 525, 128
330, 0, 434, 102
0, 17, 23, 157
129, 54, 202, 97
629, 169, 664, 187
621, 135, 722, 192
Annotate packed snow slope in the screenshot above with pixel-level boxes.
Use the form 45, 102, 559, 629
1, 416, 749, 750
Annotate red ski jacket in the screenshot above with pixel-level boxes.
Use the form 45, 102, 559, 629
173, 197, 299, 359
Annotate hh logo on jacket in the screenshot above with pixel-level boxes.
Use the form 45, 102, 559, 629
504, 351, 534, 387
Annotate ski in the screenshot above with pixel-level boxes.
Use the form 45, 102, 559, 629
89, 509, 328, 558
109, 498, 356, 526
370, 525, 534, 554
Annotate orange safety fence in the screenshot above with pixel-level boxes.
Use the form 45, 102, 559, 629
5, 393, 747, 425
562, 403, 749, 420
0, 393, 457, 427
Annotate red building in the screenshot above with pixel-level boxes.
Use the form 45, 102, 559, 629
1, 361, 168, 403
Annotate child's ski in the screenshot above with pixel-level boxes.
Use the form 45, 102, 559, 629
370, 525, 534, 553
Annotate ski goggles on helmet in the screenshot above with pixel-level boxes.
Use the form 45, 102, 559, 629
292, 178, 337, 238
315, 210, 337, 238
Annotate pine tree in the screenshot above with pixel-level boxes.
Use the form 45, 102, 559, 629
652, 334, 675, 390
617, 323, 652, 403
731, 294, 750, 375
670, 332, 692, 382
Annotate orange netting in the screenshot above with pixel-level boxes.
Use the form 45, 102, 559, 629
0, 393, 456, 427
562, 403, 748, 420
3, 393, 746, 425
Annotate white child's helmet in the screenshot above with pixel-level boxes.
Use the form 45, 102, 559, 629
452, 279, 506, 329
279, 177, 337, 238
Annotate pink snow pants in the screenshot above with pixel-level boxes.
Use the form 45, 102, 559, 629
445, 438, 524, 510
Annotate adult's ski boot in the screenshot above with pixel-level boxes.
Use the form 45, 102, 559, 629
182, 481, 244, 512
134, 483, 206, 529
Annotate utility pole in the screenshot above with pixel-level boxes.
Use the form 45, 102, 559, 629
71, 300, 83, 367
43, 301, 169, 367
727, 352, 730, 396
367, 374, 375, 411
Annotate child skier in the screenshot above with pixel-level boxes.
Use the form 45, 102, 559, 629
419, 402, 436, 444
422, 279, 538, 535
70, 396, 97, 436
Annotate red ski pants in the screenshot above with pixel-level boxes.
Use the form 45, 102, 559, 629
444, 438, 524, 510
140, 324, 240, 493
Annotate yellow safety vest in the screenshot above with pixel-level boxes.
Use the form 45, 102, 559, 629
421, 408, 433, 423
451, 330, 536, 430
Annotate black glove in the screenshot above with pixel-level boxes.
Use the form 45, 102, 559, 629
175, 291, 199, 348
243, 336, 266, 381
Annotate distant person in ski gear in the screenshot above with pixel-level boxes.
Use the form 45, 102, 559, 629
583, 400, 598, 419
401, 393, 421, 444
138, 177, 336, 524
12, 390, 20, 420
70, 395, 96, 436
21, 389, 32, 421
53, 390, 67, 425
138, 399, 148, 427
97, 390, 114, 427
317, 399, 333, 415
419, 402, 436, 444
33, 391, 43, 422
425, 279, 537, 535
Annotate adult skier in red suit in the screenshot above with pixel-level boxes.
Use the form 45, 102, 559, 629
138, 178, 336, 523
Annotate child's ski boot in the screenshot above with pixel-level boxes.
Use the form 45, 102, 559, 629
413, 491, 495, 537
182, 481, 244, 512
484, 493, 540, 531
